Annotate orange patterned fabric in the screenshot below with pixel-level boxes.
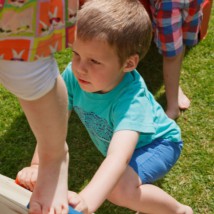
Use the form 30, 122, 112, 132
0, 0, 78, 61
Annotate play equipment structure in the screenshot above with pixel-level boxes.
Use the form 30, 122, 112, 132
0, 174, 82, 214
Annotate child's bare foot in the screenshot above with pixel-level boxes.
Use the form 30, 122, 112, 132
184, 205, 193, 214
136, 205, 193, 214
166, 87, 190, 119
29, 149, 69, 214
177, 204, 193, 214
178, 87, 190, 110
166, 108, 180, 120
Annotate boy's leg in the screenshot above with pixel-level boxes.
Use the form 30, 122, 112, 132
163, 46, 190, 119
107, 166, 193, 214
19, 75, 69, 214
108, 140, 192, 213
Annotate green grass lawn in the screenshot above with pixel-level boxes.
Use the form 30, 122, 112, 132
0, 7, 213, 214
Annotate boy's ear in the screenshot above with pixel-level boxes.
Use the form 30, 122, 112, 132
123, 54, 139, 72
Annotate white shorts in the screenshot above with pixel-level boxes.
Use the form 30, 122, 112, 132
0, 57, 59, 100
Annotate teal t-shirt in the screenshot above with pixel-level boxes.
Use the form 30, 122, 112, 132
62, 63, 181, 156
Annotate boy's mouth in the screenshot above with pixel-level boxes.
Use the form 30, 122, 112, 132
78, 78, 90, 84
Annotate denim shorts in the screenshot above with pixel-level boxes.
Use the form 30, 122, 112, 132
129, 139, 183, 184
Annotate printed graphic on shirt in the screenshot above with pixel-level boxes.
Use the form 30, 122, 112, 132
75, 106, 112, 155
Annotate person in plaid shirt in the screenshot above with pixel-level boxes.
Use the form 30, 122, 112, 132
149, 0, 203, 119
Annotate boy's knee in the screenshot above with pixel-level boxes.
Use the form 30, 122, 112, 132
107, 183, 134, 207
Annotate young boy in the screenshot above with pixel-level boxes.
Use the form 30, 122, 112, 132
149, 0, 203, 119
17, 0, 193, 213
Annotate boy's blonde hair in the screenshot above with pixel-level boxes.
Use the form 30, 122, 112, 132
76, 0, 152, 65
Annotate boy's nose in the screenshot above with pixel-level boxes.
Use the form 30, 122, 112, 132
77, 61, 88, 74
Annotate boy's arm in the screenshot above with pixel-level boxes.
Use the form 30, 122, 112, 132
76, 130, 139, 213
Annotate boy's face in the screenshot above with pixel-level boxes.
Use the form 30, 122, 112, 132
71, 37, 126, 93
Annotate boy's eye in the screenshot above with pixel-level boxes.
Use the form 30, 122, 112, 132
72, 51, 79, 57
91, 59, 100, 64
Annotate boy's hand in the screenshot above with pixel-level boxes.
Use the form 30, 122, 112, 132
68, 191, 89, 214
16, 164, 38, 191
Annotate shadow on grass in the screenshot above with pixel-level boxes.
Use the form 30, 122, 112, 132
138, 43, 163, 93
0, 113, 35, 179
137, 42, 167, 109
